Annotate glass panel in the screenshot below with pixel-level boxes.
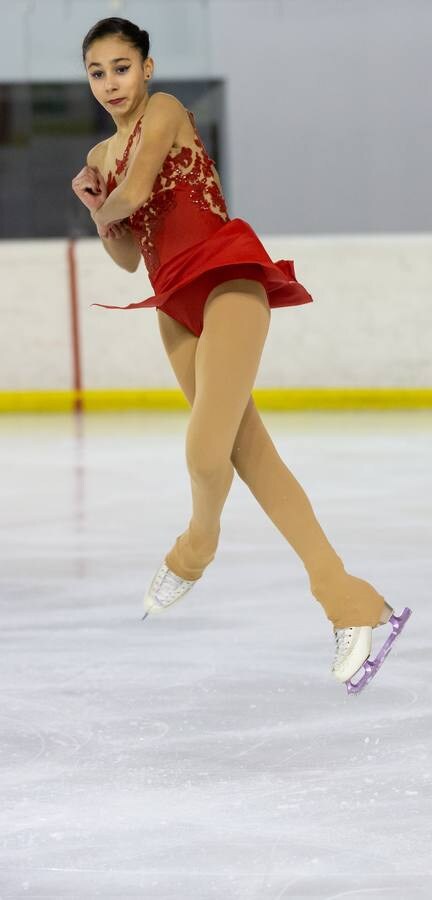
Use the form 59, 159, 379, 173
0, 80, 225, 238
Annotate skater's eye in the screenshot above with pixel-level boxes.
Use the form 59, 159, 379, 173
90, 67, 130, 79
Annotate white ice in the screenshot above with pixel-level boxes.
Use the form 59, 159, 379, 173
0, 409, 431, 899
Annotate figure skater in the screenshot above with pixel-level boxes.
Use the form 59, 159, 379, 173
71, 17, 411, 694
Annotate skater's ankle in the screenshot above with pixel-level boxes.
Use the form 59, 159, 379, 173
163, 558, 201, 581
378, 601, 393, 625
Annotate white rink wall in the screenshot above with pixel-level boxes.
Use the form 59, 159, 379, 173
1, 233, 431, 391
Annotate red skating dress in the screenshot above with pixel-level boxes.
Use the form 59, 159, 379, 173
91, 109, 314, 337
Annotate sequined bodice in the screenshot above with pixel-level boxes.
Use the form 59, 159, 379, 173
105, 108, 230, 280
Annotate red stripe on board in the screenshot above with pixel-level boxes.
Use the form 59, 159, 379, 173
67, 240, 83, 414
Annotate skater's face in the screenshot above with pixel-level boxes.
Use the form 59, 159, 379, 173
85, 36, 153, 118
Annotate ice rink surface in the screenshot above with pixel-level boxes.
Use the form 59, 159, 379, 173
0, 409, 431, 899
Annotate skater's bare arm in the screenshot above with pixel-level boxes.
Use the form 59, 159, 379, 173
92, 93, 183, 227
85, 147, 141, 273
97, 220, 141, 273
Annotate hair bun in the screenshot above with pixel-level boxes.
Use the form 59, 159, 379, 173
82, 18, 150, 64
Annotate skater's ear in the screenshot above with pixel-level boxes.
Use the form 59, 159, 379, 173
121, 92, 184, 211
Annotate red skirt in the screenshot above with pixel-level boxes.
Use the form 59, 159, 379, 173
91, 217, 314, 337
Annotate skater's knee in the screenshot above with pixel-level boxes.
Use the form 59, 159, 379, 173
186, 440, 232, 483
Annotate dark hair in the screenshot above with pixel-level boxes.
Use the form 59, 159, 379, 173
82, 17, 150, 65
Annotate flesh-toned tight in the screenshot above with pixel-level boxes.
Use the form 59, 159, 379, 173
157, 278, 388, 629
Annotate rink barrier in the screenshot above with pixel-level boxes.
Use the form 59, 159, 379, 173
0, 387, 431, 413
2, 235, 432, 403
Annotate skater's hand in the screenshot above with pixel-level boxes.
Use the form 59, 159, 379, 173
71, 165, 107, 212
97, 220, 131, 240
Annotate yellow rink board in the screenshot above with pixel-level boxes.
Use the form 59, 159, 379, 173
0, 388, 432, 413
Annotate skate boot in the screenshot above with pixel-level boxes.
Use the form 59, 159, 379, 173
331, 607, 412, 694
331, 625, 373, 684
142, 561, 198, 621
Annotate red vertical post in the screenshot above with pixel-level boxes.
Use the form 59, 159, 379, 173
67, 239, 83, 414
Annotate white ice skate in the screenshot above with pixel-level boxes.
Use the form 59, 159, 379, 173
331, 625, 373, 683
142, 561, 198, 620
331, 607, 412, 694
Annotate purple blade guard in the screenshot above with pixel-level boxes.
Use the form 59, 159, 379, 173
345, 607, 412, 695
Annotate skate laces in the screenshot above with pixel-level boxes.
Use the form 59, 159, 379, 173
333, 627, 354, 664
153, 566, 194, 608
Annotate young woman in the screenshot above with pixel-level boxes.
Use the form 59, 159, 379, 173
72, 17, 411, 694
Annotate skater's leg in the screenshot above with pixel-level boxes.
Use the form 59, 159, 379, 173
159, 280, 271, 581
157, 308, 389, 628
230, 395, 390, 628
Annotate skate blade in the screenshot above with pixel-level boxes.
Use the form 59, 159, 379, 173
141, 597, 180, 620
141, 601, 164, 620
345, 607, 412, 695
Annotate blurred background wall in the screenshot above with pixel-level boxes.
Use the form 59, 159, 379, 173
1, 0, 431, 405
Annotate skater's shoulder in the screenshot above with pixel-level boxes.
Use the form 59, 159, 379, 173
86, 138, 110, 168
